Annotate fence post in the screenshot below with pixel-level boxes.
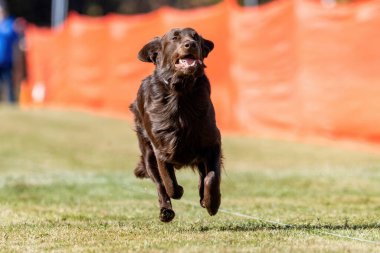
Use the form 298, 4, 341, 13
51, 0, 68, 27
243, 0, 259, 6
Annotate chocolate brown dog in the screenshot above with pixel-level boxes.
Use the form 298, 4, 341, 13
130, 28, 222, 222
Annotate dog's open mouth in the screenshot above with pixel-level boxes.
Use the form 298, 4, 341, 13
175, 54, 202, 71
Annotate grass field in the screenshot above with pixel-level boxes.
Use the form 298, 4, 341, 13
0, 107, 379, 252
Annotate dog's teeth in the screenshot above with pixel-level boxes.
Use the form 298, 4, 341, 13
179, 58, 200, 67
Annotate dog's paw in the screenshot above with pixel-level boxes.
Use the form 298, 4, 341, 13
159, 208, 175, 222
134, 161, 149, 178
203, 171, 221, 216
200, 198, 206, 208
170, 185, 184, 200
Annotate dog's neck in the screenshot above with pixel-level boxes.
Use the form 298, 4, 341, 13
161, 73, 201, 93
156, 64, 205, 92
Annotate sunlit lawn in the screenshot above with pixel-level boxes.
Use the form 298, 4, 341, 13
0, 107, 379, 252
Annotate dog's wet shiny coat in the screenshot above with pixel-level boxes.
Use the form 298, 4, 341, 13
130, 28, 222, 222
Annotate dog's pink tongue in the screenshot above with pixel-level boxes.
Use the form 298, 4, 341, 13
181, 58, 196, 65
179, 58, 201, 67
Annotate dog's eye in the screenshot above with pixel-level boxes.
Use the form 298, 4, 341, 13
172, 36, 178, 41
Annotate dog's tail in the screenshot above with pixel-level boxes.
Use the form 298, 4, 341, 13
134, 157, 149, 178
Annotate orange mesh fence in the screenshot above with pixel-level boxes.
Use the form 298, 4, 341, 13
296, 0, 380, 142
21, 0, 380, 144
228, 0, 300, 136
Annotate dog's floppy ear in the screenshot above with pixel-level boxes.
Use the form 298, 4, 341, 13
201, 37, 214, 58
138, 37, 161, 64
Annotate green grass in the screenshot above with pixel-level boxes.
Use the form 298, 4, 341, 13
0, 106, 379, 252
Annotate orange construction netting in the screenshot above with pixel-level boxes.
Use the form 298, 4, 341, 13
21, 0, 380, 145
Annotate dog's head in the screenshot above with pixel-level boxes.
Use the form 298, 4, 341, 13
138, 28, 214, 80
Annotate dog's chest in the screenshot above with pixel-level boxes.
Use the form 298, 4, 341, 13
149, 95, 207, 163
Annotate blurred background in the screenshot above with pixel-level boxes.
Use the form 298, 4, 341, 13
1, 0, 380, 146
1, 2, 380, 250
5, 0, 274, 26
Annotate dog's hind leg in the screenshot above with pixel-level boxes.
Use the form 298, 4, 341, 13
144, 146, 175, 222
202, 145, 222, 216
133, 126, 150, 178
134, 157, 149, 178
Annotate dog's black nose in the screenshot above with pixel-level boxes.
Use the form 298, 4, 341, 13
184, 40, 196, 49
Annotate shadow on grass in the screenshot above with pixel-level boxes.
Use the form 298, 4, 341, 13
191, 222, 380, 232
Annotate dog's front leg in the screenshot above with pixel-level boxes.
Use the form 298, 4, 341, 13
197, 163, 206, 208
202, 145, 222, 216
156, 159, 184, 200
144, 149, 175, 222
